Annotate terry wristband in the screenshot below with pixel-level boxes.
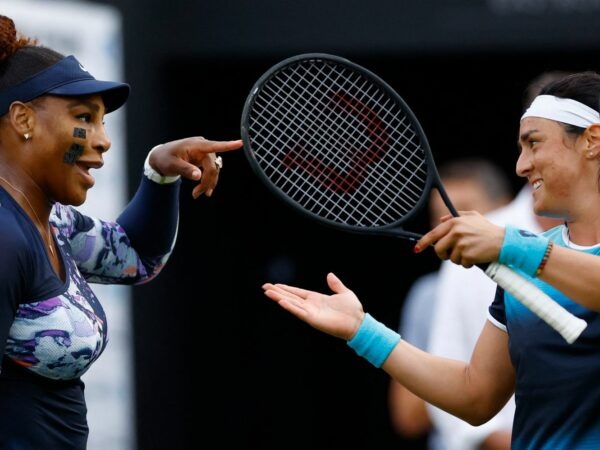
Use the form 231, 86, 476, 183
144, 145, 181, 184
498, 225, 551, 277
346, 313, 401, 368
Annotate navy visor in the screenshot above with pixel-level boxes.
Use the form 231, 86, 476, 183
0, 55, 130, 116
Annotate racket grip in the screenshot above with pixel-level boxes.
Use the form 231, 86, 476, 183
484, 262, 587, 344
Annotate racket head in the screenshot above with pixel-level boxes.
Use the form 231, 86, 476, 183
241, 53, 448, 240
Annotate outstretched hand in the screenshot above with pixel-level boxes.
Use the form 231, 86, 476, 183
262, 272, 365, 340
149, 136, 243, 198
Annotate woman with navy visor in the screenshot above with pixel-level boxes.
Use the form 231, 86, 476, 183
0, 15, 242, 449
264, 71, 600, 450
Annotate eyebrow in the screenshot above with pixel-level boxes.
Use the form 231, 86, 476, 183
516, 128, 538, 152
66, 98, 101, 112
519, 128, 539, 143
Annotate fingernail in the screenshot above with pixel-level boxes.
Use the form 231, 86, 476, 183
413, 245, 420, 253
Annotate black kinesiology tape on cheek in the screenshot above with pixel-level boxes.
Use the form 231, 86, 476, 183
73, 127, 86, 139
64, 128, 87, 164
63, 143, 84, 164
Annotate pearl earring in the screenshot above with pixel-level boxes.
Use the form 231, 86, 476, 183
24, 133, 31, 141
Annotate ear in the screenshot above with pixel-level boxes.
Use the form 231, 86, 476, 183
584, 123, 600, 159
7, 101, 35, 137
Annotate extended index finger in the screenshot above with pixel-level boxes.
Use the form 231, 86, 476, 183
192, 138, 243, 153
414, 219, 454, 253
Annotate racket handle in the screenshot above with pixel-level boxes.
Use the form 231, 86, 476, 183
484, 262, 587, 344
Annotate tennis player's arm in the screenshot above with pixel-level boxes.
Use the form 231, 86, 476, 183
382, 321, 515, 426
536, 244, 600, 312
117, 176, 181, 257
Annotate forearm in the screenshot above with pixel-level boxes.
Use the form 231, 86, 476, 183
383, 342, 483, 423
537, 244, 600, 312
498, 225, 600, 312
382, 324, 514, 425
116, 176, 180, 257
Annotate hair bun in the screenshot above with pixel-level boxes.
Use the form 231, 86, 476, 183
0, 15, 35, 64
0, 16, 18, 62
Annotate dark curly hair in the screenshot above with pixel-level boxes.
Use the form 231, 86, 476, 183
0, 15, 64, 90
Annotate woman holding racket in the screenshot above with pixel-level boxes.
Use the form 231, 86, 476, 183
0, 15, 242, 449
263, 71, 600, 449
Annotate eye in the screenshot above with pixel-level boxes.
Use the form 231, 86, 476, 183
527, 136, 541, 149
77, 113, 92, 123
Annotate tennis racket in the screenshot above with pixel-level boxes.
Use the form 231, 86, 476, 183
240, 53, 587, 344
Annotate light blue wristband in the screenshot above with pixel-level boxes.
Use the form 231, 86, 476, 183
498, 225, 550, 277
346, 313, 401, 368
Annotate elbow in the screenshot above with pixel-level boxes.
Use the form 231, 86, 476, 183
459, 401, 504, 427
133, 254, 170, 285
464, 415, 489, 427
456, 368, 514, 427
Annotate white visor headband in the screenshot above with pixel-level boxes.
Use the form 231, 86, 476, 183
521, 95, 600, 128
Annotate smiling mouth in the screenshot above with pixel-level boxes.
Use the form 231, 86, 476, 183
75, 162, 98, 188
532, 180, 543, 191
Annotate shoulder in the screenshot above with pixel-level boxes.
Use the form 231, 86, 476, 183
0, 206, 29, 251
0, 208, 34, 277
51, 203, 94, 235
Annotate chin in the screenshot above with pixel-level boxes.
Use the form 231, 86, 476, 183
67, 191, 87, 207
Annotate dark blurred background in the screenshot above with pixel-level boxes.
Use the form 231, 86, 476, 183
90, 1, 600, 448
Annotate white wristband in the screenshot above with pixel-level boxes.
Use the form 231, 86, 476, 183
143, 145, 181, 184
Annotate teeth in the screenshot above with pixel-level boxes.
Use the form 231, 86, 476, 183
533, 180, 542, 190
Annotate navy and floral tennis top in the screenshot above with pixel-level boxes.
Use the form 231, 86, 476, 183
0, 177, 180, 381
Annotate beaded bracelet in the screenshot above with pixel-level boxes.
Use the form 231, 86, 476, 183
535, 241, 554, 277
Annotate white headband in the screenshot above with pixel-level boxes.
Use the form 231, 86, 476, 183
521, 94, 600, 128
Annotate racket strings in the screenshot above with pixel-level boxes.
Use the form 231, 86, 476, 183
247, 58, 429, 228
259, 65, 371, 181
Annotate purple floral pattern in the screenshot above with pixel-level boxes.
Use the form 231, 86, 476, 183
5, 204, 171, 380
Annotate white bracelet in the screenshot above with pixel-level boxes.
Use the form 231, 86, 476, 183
143, 145, 181, 184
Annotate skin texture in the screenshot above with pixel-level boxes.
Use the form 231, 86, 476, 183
262, 117, 600, 428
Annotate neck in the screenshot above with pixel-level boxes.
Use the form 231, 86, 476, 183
0, 170, 52, 222
563, 219, 600, 246
0, 174, 55, 256
535, 215, 562, 232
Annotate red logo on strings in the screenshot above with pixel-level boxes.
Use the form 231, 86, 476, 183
281, 92, 389, 194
